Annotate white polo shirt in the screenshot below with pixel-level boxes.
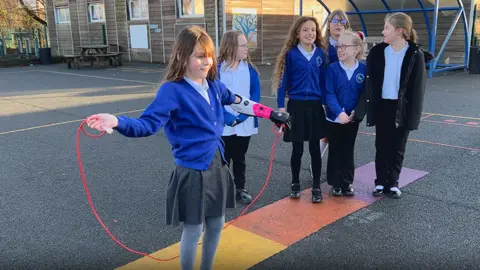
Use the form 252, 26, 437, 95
221, 61, 258, 137
382, 42, 409, 100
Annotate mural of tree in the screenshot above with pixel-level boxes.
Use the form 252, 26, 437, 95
232, 9, 257, 47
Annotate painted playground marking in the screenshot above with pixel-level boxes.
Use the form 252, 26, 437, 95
117, 162, 428, 269
0, 109, 144, 135
37, 70, 159, 85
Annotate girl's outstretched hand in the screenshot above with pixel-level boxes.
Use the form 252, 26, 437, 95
86, 113, 118, 134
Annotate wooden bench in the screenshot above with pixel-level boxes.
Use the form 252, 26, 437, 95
64, 54, 82, 69
88, 52, 123, 68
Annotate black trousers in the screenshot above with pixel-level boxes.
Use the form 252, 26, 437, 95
326, 121, 360, 188
374, 99, 410, 188
291, 140, 322, 189
222, 135, 251, 190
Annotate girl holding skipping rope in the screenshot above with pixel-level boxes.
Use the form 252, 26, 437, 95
272, 16, 328, 203
85, 26, 288, 270
218, 30, 261, 205
325, 30, 366, 196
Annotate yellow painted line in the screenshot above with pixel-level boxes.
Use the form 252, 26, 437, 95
37, 70, 158, 85
117, 226, 286, 270
0, 109, 144, 136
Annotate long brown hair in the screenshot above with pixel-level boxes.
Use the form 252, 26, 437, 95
272, 16, 327, 94
385, 12, 418, 43
218, 30, 259, 74
162, 25, 217, 83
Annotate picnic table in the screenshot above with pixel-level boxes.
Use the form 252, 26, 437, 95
64, 45, 122, 69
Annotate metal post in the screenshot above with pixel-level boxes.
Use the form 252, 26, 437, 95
416, 0, 432, 50
347, 0, 368, 36
434, 8, 462, 68
429, 0, 439, 77
300, 0, 303, 16
381, 0, 391, 10
457, 0, 469, 70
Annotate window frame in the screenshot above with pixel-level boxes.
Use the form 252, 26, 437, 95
55, 7, 71, 24
128, 0, 149, 20
88, 3, 106, 23
177, 0, 204, 18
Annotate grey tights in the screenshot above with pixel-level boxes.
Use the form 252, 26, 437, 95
180, 215, 225, 270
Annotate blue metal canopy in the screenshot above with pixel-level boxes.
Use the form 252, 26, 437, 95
312, 0, 471, 78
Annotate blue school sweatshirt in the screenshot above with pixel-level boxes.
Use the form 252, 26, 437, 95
276, 46, 327, 108
328, 44, 339, 64
114, 79, 237, 171
217, 63, 261, 128
325, 61, 367, 120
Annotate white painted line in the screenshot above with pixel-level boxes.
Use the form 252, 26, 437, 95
37, 70, 159, 85
0, 70, 38, 75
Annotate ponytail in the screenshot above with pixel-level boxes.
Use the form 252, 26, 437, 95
409, 28, 418, 43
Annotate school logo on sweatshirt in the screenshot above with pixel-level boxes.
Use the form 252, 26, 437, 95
356, 74, 365, 83
316, 56, 323, 67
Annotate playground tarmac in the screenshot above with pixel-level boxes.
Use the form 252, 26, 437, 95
0, 62, 479, 269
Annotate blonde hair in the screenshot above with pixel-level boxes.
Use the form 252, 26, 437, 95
340, 30, 365, 60
162, 25, 217, 83
325, 9, 352, 37
272, 16, 327, 95
385, 12, 418, 43
218, 30, 258, 74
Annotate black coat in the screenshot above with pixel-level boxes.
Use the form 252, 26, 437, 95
354, 41, 428, 130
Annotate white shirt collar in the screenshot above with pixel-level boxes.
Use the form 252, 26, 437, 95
339, 59, 359, 71
221, 60, 247, 72
297, 43, 316, 56
329, 37, 338, 46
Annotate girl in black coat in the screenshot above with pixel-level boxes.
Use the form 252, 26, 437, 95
354, 12, 432, 198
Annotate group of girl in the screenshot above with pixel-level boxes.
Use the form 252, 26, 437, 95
85, 9, 428, 270
273, 10, 429, 202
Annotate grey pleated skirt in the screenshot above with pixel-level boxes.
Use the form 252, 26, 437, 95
165, 149, 236, 227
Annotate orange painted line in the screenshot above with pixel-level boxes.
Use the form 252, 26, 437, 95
233, 188, 369, 246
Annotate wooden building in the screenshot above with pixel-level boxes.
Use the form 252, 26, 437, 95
45, 0, 479, 65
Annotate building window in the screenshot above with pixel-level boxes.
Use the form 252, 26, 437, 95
55, 7, 70, 24
128, 0, 149, 20
88, 3, 105, 23
177, 0, 204, 17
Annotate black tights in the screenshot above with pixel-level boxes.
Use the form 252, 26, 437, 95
291, 140, 321, 189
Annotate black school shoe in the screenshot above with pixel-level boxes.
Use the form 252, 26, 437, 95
312, 188, 323, 203
372, 185, 385, 197
236, 189, 253, 204
331, 187, 343, 196
290, 183, 301, 198
387, 187, 402, 198
342, 184, 355, 196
